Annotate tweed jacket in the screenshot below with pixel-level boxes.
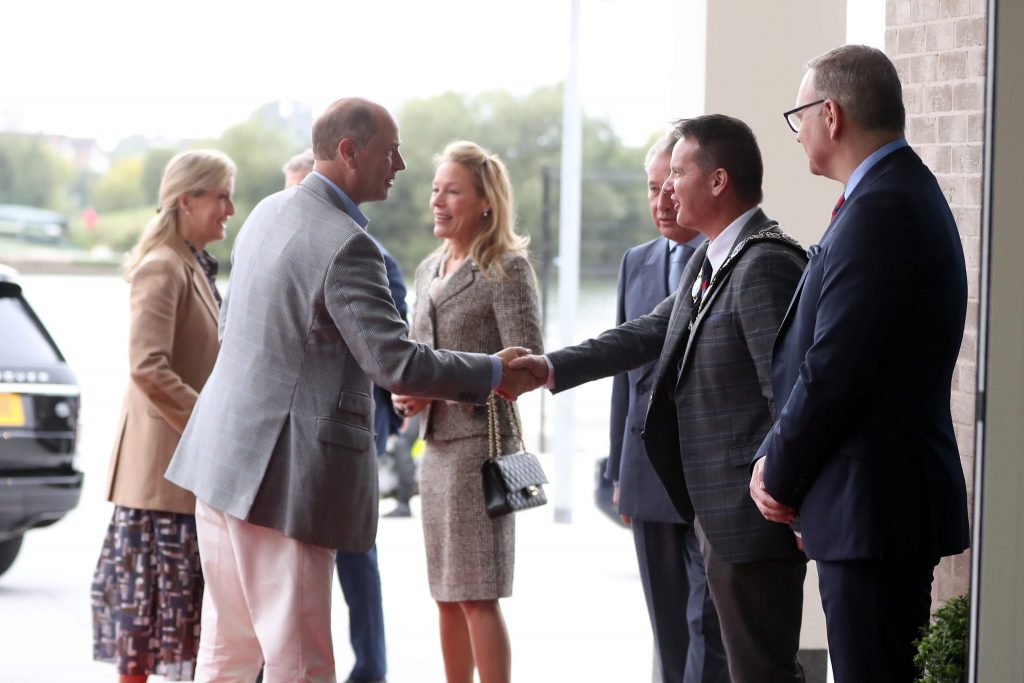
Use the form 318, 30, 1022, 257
410, 250, 543, 443
165, 174, 494, 551
607, 236, 698, 522
104, 233, 219, 515
549, 209, 807, 563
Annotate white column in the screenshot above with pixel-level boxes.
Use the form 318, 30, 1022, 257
553, 0, 583, 523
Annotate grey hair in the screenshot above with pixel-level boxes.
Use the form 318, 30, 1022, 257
807, 44, 905, 134
282, 148, 314, 175
644, 130, 682, 171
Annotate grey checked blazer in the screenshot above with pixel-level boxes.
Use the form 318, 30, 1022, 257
165, 174, 494, 551
549, 209, 807, 563
410, 251, 543, 442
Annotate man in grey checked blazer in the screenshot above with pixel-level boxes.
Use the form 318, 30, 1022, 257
510, 115, 808, 683
165, 98, 529, 683
608, 133, 728, 683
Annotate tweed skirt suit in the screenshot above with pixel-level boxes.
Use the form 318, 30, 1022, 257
410, 250, 543, 602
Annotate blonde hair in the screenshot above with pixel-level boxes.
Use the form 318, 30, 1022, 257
434, 140, 528, 277
123, 149, 236, 280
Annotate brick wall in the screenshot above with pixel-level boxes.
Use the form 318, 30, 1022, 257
886, 0, 986, 603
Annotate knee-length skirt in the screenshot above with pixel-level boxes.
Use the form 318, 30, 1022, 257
420, 434, 516, 602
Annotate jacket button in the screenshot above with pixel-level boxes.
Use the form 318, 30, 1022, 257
640, 430, 647, 440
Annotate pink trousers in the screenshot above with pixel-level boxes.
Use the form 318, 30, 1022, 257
194, 500, 337, 683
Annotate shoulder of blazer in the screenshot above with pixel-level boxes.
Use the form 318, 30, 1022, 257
625, 236, 665, 266
415, 252, 443, 287
720, 226, 806, 276
847, 145, 922, 201
139, 236, 194, 281
297, 172, 350, 214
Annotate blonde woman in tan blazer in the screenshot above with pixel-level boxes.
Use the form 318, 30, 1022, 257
91, 149, 235, 683
393, 141, 542, 683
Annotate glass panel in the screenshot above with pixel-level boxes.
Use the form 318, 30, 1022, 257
0, 295, 60, 366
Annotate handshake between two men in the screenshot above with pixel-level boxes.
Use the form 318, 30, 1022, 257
392, 348, 550, 418
495, 349, 549, 401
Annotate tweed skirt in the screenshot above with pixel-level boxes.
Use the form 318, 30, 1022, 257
420, 433, 516, 602
91, 505, 203, 681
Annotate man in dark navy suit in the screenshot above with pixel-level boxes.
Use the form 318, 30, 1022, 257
608, 132, 727, 683
750, 45, 970, 683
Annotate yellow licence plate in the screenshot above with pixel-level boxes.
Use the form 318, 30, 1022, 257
0, 394, 26, 427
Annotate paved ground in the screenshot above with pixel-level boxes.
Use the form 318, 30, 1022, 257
0, 273, 828, 682
0, 464, 655, 683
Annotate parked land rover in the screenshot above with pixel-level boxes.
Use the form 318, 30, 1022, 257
0, 265, 83, 577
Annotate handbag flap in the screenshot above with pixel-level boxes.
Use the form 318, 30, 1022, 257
494, 451, 548, 490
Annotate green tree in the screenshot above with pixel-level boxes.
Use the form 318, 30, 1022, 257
0, 133, 73, 208
93, 157, 145, 212
141, 148, 177, 205
211, 114, 305, 262
368, 85, 654, 279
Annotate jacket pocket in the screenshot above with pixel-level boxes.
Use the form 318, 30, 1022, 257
316, 416, 372, 451
337, 390, 373, 419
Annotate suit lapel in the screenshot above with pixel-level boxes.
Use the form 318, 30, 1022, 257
773, 147, 918, 349
649, 242, 708, 391
168, 234, 219, 323
634, 239, 672, 387
432, 257, 477, 309
677, 210, 774, 375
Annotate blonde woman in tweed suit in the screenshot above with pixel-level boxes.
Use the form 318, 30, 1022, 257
393, 141, 542, 683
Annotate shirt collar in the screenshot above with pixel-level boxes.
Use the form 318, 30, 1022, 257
311, 171, 369, 228
845, 138, 909, 199
705, 206, 759, 275
667, 233, 706, 251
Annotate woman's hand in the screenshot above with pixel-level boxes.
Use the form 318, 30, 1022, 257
392, 395, 430, 418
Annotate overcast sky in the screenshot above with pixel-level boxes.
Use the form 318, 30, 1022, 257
1, 0, 883, 150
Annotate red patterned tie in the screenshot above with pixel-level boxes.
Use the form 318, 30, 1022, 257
831, 194, 845, 221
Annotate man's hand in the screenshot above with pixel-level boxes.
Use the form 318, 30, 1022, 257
749, 457, 797, 524
613, 483, 630, 525
392, 395, 430, 418
505, 354, 550, 391
495, 348, 546, 400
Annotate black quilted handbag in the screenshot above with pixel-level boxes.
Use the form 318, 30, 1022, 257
481, 395, 548, 518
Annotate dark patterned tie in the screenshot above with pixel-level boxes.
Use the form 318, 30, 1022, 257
688, 257, 713, 329
831, 194, 846, 221
699, 257, 712, 297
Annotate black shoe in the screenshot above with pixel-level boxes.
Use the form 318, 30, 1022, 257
383, 502, 411, 518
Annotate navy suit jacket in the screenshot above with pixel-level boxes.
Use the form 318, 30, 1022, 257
607, 237, 697, 522
758, 146, 970, 562
369, 237, 407, 455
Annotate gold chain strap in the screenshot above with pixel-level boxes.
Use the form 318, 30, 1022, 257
486, 394, 525, 461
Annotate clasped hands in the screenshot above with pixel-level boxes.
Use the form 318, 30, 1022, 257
494, 347, 548, 400
391, 348, 550, 418
749, 457, 797, 524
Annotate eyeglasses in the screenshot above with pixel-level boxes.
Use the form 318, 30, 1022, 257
783, 99, 825, 133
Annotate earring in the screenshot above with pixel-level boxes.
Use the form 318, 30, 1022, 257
482, 209, 491, 218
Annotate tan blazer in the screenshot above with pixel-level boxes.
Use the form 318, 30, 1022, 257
104, 233, 220, 514
410, 250, 544, 442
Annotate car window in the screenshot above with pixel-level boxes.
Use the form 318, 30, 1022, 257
0, 292, 61, 366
